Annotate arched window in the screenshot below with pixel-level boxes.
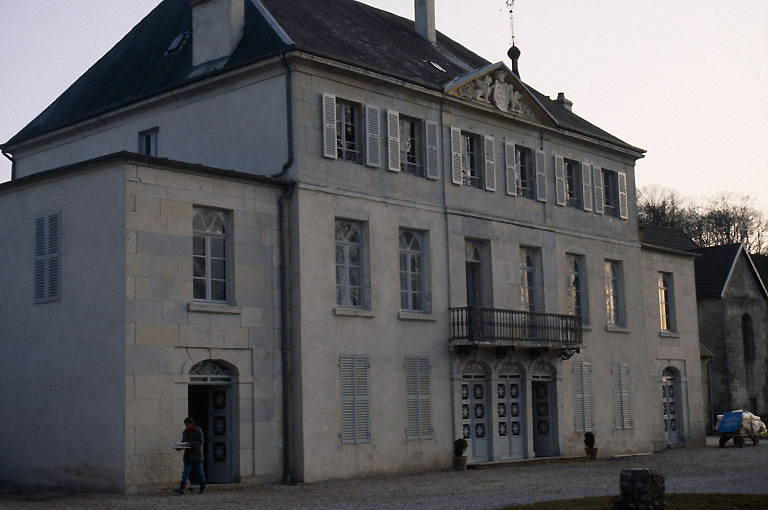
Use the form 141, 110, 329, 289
193, 209, 228, 302
399, 231, 424, 312
335, 220, 364, 307
742, 314, 755, 361
520, 249, 536, 312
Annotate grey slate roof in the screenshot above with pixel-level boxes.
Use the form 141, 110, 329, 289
639, 224, 699, 252
4, 0, 641, 154
691, 244, 743, 299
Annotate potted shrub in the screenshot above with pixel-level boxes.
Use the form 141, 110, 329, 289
584, 432, 598, 460
453, 438, 468, 470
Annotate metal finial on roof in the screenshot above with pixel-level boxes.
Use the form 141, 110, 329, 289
505, 0, 516, 47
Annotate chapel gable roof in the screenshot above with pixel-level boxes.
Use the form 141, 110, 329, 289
691, 244, 768, 300
4, 0, 641, 154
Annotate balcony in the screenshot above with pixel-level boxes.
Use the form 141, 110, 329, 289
449, 307, 583, 354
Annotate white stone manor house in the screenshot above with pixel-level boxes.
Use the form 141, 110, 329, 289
0, 0, 705, 492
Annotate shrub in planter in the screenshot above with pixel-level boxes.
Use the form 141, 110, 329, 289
584, 432, 598, 460
453, 438, 469, 470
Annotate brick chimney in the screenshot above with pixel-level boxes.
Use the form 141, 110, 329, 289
415, 0, 436, 43
557, 92, 573, 112
191, 0, 245, 67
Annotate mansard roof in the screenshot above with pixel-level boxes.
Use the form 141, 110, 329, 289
4, 0, 641, 154
691, 244, 768, 300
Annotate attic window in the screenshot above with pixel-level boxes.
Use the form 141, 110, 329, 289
165, 31, 189, 55
428, 61, 446, 73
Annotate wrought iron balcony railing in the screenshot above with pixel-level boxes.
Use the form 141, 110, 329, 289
449, 307, 583, 347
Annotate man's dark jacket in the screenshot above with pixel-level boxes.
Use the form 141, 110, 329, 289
181, 426, 204, 463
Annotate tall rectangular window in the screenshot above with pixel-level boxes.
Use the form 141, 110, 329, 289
335, 220, 364, 308
401, 117, 424, 177
517, 147, 535, 199
138, 128, 158, 157
658, 272, 676, 332
565, 159, 582, 209
613, 363, 632, 429
193, 208, 228, 302
405, 357, 432, 440
340, 355, 370, 444
604, 260, 624, 327
336, 100, 362, 163
602, 169, 620, 217
462, 133, 483, 189
520, 247, 542, 312
34, 212, 61, 303
400, 230, 425, 312
567, 254, 588, 323
574, 361, 593, 432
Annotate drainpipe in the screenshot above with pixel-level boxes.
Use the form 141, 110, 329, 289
1, 148, 15, 181
272, 50, 296, 484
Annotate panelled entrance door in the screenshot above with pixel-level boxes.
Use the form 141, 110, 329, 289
461, 362, 489, 462
189, 360, 235, 484
497, 363, 525, 459
532, 363, 556, 457
662, 368, 682, 444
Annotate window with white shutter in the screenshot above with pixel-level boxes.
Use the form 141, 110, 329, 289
554, 155, 566, 206
593, 166, 604, 214
425, 121, 440, 180
504, 142, 517, 196
387, 110, 401, 172
323, 95, 364, 164
618, 171, 628, 219
450, 127, 463, 185
612, 363, 632, 429
535, 150, 547, 202
574, 361, 593, 432
340, 355, 370, 444
34, 212, 61, 303
405, 356, 432, 440
365, 104, 381, 168
322, 93, 337, 159
483, 135, 496, 191
517, 146, 535, 199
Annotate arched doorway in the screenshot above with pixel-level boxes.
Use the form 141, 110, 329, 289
531, 362, 556, 457
497, 362, 525, 459
189, 360, 237, 483
461, 361, 490, 462
662, 367, 683, 444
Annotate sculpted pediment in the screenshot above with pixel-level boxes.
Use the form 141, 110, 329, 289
444, 62, 542, 121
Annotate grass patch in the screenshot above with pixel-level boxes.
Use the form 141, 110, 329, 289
500, 493, 768, 509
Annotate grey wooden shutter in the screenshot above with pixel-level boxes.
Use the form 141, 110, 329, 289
450, 127, 463, 185
535, 150, 547, 202
418, 357, 432, 439
354, 355, 370, 442
35, 212, 61, 303
405, 357, 419, 439
582, 163, 593, 212
483, 135, 496, 191
574, 361, 592, 432
505, 142, 517, 196
365, 104, 382, 167
618, 171, 628, 219
593, 166, 604, 214
340, 356, 356, 443
612, 363, 631, 429
425, 121, 440, 180
386, 110, 401, 172
554, 155, 566, 206
322, 93, 337, 159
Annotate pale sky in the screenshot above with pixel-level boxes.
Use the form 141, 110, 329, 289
1, 0, 766, 211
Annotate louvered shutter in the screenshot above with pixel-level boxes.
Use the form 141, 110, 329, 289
35, 212, 61, 303
354, 355, 370, 442
340, 356, 356, 443
405, 357, 419, 439
612, 363, 631, 429
505, 142, 517, 196
418, 357, 432, 439
593, 166, 604, 214
483, 136, 496, 191
574, 362, 584, 432
365, 104, 381, 167
535, 150, 547, 202
554, 155, 566, 206
322, 93, 337, 159
425, 121, 440, 180
618, 171, 628, 219
450, 127, 463, 185
386, 110, 400, 172
582, 163, 593, 212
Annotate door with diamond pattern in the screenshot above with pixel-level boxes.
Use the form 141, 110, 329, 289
207, 385, 233, 483
461, 376, 490, 461
662, 368, 682, 444
532, 381, 554, 457
497, 369, 525, 459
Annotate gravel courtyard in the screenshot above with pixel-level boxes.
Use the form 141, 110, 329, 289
2, 439, 767, 510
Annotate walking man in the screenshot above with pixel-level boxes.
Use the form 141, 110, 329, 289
175, 417, 205, 494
